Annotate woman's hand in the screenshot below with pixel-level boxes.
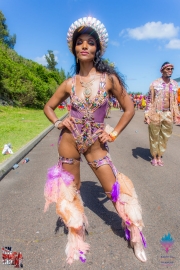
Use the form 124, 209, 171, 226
60, 117, 74, 131
98, 131, 113, 143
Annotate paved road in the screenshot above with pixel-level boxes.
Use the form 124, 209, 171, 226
1, 110, 180, 270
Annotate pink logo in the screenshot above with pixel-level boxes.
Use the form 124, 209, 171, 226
160, 233, 174, 253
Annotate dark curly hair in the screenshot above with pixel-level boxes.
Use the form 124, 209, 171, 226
71, 27, 127, 93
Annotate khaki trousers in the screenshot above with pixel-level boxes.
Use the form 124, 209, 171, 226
148, 111, 173, 157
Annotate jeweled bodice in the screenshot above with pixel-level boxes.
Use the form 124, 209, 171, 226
69, 74, 109, 153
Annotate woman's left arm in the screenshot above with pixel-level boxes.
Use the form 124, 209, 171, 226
110, 75, 135, 135
99, 74, 134, 143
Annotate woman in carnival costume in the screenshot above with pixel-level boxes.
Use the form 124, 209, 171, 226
43, 16, 147, 264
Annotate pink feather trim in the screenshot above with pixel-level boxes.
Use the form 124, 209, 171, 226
44, 164, 75, 212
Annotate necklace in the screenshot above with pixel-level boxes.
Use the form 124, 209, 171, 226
79, 74, 95, 99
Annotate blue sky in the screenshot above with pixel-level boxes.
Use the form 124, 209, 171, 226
1, 0, 180, 94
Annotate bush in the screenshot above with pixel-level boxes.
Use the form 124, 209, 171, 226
0, 42, 66, 108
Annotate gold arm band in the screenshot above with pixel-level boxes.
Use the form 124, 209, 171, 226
109, 130, 118, 141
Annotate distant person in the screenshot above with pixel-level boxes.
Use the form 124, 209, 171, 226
145, 62, 180, 166
133, 96, 136, 109
177, 87, 180, 111
136, 99, 140, 110
141, 96, 146, 110
43, 16, 147, 264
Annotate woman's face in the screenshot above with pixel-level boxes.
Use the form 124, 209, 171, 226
75, 34, 97, 63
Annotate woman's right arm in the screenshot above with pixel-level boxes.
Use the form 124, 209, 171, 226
43, 79, 72, 129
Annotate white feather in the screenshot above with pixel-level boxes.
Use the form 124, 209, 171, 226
59, 181, 76, 202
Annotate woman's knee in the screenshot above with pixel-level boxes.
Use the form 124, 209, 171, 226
105, 192, 112, 200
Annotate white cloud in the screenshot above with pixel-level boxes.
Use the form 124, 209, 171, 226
110, 41, 120, 47
126, 22, 179, 40
34, 55, 47, 65
166, 39, 180, 49
34, 51, 59, 65
119, 30, 125, 36
54, 55, 58, 62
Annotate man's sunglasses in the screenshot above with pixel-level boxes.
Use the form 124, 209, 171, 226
165, 68, 174, 71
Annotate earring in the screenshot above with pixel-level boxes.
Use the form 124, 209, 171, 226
76, 58, 78, 63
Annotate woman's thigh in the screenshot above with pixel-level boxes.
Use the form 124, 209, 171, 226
84, 141, 116, 197
58, 130, 81, 189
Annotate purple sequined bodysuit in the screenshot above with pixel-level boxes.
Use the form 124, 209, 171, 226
69, 73, 109, 154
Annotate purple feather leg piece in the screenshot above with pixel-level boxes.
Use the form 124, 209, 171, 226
125, 227, 130, 240
79, 251, 86, 263
79, 256, 86, 263
47, 165, 61, 181
61, 170, 74, 185
111, 181, 120, 202
140, 231, 147, 248
126, 220, 131, 226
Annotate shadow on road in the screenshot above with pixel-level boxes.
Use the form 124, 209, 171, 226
81, 181, 125, 239
132, 147, 151, 161
54, 181, 125, 239
55, 218, 68, 235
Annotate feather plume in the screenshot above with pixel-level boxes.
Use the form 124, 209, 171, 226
47, 165, 62, 180
117, 173, 134, 196
61, 170, 74, 186
44, 164, 75, 212
65, 226, 90, 264
111, 181, 120, 202
44, 178, 61, 212
59, 181, 76, 202
130, 224, 142, 243
56, 195, 86, 228
115, 171, 144, 229
118, 193, 144, 229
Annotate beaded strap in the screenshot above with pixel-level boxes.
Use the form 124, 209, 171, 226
59, 155, 81, 164
88, 153, 118, 177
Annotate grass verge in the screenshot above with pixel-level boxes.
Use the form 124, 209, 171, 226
0, 106, 67, 164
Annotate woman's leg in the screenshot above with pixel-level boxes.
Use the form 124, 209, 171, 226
58, 130, 81, 189
44, 132, 89, 264
84, 142, 147, 262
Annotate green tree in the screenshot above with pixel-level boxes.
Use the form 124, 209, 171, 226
59, 68, 66, 82
0, 42, 67, 108
103, 58, 115, 68
45, 50, 58, 71
128, 91, 142, 95
0, 10, 16, 49
66, 72, 71, 79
